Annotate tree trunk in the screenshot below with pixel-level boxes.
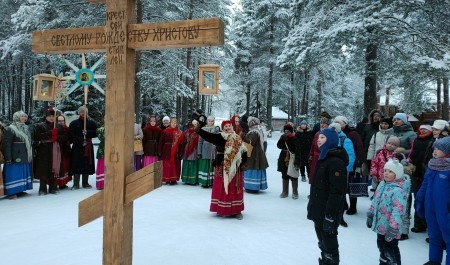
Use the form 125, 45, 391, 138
364, 29, 378, 116
385, 87, 390, 117
245, 85, 250, 115
443, 77, 449, 120
290, 72, 294, 122
301, 71, 309, 115
266, 16, 274, 130
437, 78, 442, 116
316, 69, 323, 118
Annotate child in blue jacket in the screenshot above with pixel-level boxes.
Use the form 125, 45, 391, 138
416, 137, 450, 265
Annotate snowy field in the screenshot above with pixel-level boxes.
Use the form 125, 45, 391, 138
0, 132, 437, 265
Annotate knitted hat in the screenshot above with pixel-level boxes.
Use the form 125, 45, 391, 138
432, 137, 450, 156
380, 117, 393, 128
318, 128, 339, 160
386, 136, 400, 148
432, 120, 447, 131
300, 120, 308, 125
283, 124, 294, 133
384, 159, 404, 180
162, 116, 170, 122
334, 116, 348, 125
328, 122, 342, 133
393, 113, 408, 124
207, 116, 215, 122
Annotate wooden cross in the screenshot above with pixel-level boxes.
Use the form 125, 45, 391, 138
31, 1, 224, 264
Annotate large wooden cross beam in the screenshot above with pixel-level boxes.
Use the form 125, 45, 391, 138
31, 1, 224, 264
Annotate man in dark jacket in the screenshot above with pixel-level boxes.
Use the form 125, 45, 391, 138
307, 128, 348, 265
295, 120, 313, 182
69, 106, 97, 189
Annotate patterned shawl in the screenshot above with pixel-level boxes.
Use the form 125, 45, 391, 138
221, 131, 246, 194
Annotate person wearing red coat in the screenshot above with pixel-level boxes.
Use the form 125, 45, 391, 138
158, 118, 185, 184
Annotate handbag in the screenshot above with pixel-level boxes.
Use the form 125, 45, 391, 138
348, 168, 369, 197
134, 139, 143, 152
285, 143, 299, 178
243, 141, 253, 157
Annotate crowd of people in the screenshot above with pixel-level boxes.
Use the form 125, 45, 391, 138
0, 107, 449, 265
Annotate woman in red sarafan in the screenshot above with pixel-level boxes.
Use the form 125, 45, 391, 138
197, 120, 247, 220
158, 117, 185, 184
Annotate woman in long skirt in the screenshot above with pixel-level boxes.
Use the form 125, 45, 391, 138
96, 127, 105, 190
142, 116, 162, 167
197, 116, 218, 187
197, 120, 246, 219
158, 118, 185, 184
55, 114, 72, 189
181, 120, 200, 185
3, 111, 33, 199
243, 117, 268, 193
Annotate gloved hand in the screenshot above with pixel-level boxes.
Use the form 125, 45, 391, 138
323, 217, 337, 235
385, 227, 398, 242
366, 212, 374, 228
50, 128, 58, 142
82, 130, 87, 136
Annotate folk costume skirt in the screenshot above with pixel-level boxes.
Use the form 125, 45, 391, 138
56, 153, 72, 187
181, 160, 198, 185
3, 163, 33, 195
243, 169, 268, 191
210, 165, 244, 217
142, 155, 159, 167
162, 158, 181, 183
198, 159, 214, 187
96, 158, 105, 190
134, 154, 143, 172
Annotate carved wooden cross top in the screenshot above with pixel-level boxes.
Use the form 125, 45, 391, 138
31, 1, 224, 264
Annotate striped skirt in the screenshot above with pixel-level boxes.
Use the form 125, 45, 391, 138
3, 163, 33, 195
198, 159, 214, 187
210, 165, 244, 216
96, 158, 105, 190
243, 169, 268, 191
181, 160, 198, 185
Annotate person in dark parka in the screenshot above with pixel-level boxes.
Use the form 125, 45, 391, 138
69, 106, 97, 189
307, 128, 348, 265
34, 108, 66, 195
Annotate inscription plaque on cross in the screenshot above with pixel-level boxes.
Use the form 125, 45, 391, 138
31, 1, 224, 264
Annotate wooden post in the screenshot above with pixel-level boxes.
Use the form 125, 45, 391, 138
31, 1, 224, 264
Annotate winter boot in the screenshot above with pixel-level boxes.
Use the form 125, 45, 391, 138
292, 178, 299, 200
411, 215, 427, 233
346, 197, 357, 215
72, 175, 80, 190
280, 178, 289, 198
301, 175, 307, 182
82, 174, 92, 188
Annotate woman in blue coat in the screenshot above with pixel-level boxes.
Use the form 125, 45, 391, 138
416, 137, 450, 265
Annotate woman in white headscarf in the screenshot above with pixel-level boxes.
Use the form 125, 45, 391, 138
3, 110, 33, 199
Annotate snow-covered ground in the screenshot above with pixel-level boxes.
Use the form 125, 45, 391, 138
0, 132, 437, 265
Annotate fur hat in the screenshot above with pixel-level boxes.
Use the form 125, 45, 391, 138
162, 116, 170, 122
432, 119, 447, 131
328, 122, 342, 133
384, 159, 404, 180
318, 128, 339, 160
393, 113, 408, 124
283, 124, 294, 133
333, 116, 348, 125
432, 137, 450, 156
248, 116, 260, 128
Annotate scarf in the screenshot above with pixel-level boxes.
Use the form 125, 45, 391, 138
428, 157, 450, 171
221, 131, 245, 194
185, 128, 199, 157
52, 142, 61, 177
144, 124, 162, 132
167, 127, 184, 163
84, 139, 93, 165
9, 122, 32, 162
418, 131, 432, 139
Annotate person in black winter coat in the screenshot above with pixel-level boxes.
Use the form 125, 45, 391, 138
307, 128, 348, 265
295, 120, 313, 182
